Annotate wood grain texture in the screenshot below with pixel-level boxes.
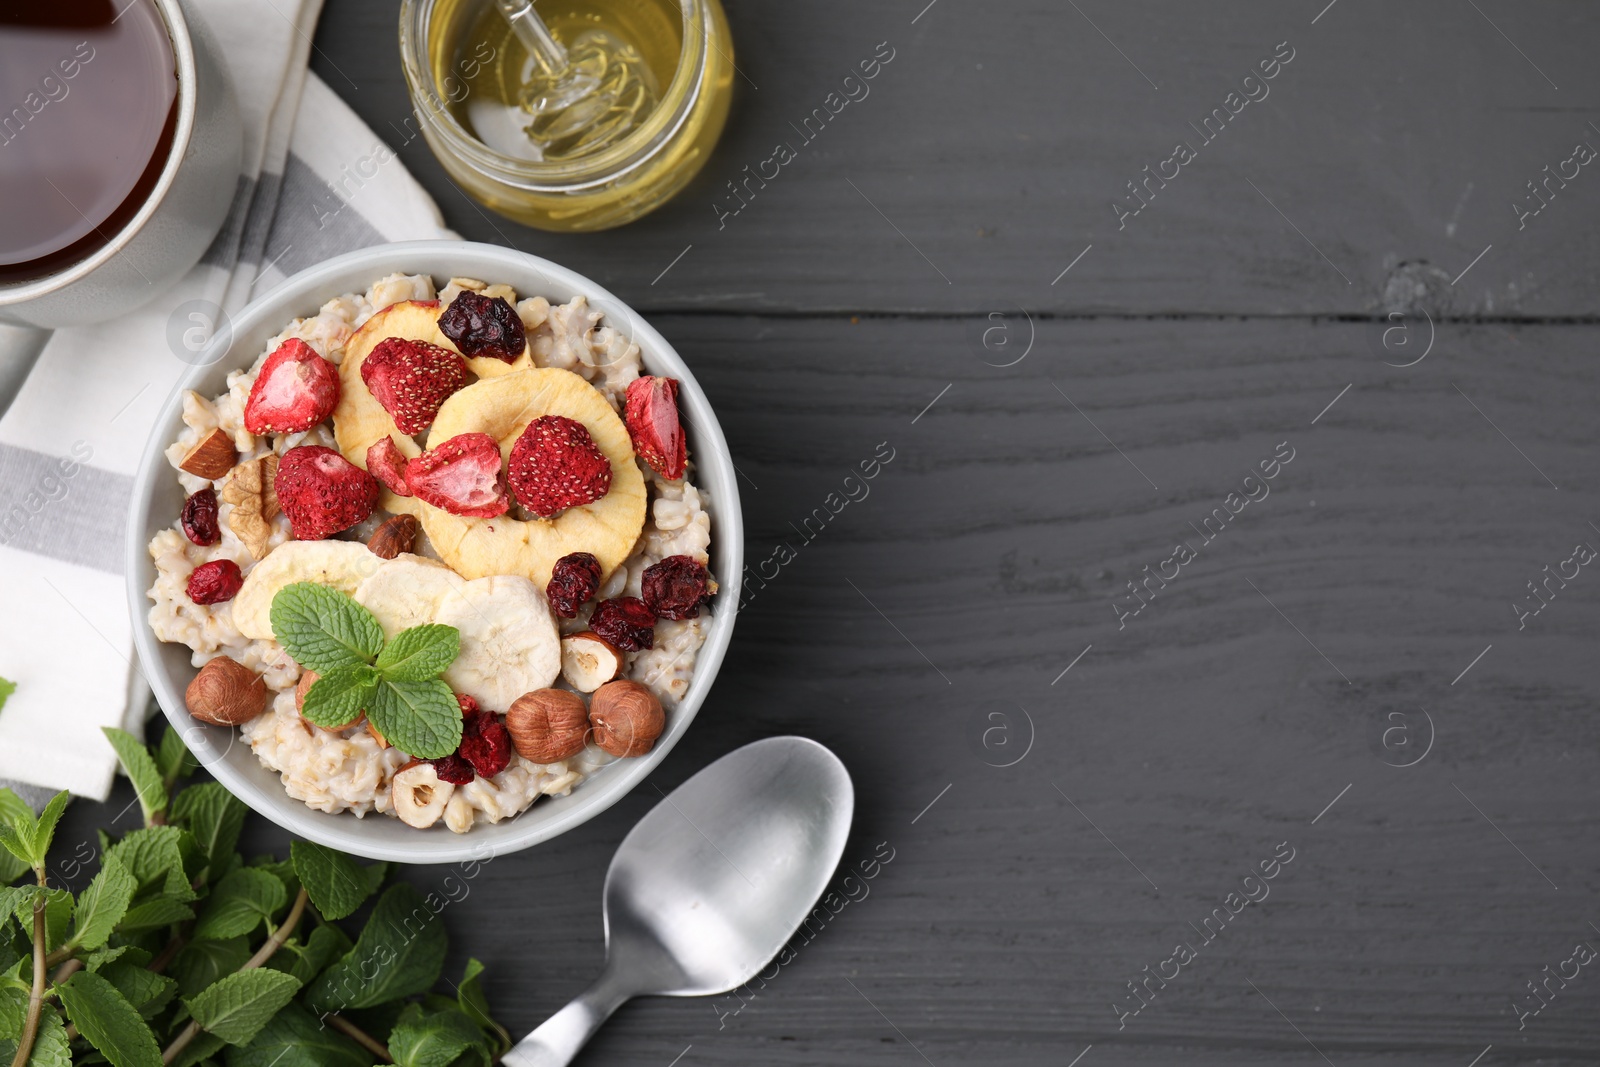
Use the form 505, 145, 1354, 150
309, 0, 1600, 315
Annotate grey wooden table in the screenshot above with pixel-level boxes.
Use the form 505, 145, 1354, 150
69, 1, 1600, 1063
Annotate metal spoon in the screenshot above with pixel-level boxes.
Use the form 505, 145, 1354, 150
503, 737, 855, 1067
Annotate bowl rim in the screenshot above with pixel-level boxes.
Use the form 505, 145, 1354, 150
125, 239, 743, 863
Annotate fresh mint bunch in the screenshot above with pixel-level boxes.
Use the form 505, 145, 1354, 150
0, 721, 511, 1067
270, 583, 463, 758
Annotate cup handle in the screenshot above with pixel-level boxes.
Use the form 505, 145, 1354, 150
0, 324, 51, 418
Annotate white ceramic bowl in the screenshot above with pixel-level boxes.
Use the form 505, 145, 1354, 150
126, 240, 742, 863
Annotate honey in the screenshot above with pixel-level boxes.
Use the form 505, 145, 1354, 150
400, 0, 733, 231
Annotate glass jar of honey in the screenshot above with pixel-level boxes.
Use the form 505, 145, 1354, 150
399, 0, 733, 231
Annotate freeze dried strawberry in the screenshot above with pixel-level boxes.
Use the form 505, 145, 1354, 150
624, 376, 685, 480
589, 596, 655, 651
507, 415, 611, 517
405, 433, 510, 518
180, 487, 221, 546
546, 552, 601, 618
360, 337, 470, 435
456, 693, 481, 721
187, 559, 244, 604
274, 445, 379, 539
243, 338, 340, 435
458, 710, 513, 778
438, 291, 525, 363
429, 753, 475, 785
642, 555, 714, 620
365, 436, 413, 496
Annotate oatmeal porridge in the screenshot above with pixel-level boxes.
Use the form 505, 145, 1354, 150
147, 273, 716, 833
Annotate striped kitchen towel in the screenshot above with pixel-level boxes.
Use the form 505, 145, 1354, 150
0, 0, 453, 804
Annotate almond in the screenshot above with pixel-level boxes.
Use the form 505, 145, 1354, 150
179, 428, 237, 480
186, 656, 267, 725
367, 514, 420, 560
560, 632, 623, 693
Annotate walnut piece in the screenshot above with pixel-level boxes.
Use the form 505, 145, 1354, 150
221, 454, 280, 559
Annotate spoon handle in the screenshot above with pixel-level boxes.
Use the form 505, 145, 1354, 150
501, 973, 631, 1067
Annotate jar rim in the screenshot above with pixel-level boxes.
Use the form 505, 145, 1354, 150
398, 0, 710, 193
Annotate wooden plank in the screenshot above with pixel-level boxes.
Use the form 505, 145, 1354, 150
59, 315, 1600, 1063
310, 0, 1600, 315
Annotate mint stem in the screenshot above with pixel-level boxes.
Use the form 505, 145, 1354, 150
325, 1014, 393, 1062
159, 886, 310, 1065
9, 895, 47, 1067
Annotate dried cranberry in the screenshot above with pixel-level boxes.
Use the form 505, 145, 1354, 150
180, 488, 221, 546
456, 693, 481, 720
438, 291, 526, 363
641, 555, 714, 620
589, 596, 655, 651
430, 754, 475, 785
459, 713, 513, 778
546, 552, 601, 618
187, 559, 244, 604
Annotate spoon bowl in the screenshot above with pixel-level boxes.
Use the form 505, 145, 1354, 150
504, 737, 854, 1066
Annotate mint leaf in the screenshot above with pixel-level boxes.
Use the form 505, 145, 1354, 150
376, 625, 460, 681
366, 678, 462, 759
103, 728, 166, 824
169, 782, 247, 877
9, 887, 73, 952
170, 937, 251, 998
68, 854, 136, 951
0, 790, 29, 885
290, 841, 381, 921
105, 826, 198, 903
98, 960, 177, 1020
457, 958, 511, 1054
387, 1003, 482, 1067
301, 665, 379, 729
267, 921, 351, 985
0, 677, 13, 712
270, 583, 385, 673
226, 1001, 368, 1067
192, 867, 285, 941
57, 969, 163, 1067
185, 968, 301, 1046
305, 884, 447, 1011
0, 1002, 68, 1067
115, 897, 194, 933
155, 725, 198, 790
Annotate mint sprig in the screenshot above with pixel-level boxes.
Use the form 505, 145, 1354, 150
0, 722, 513, 1067
269, 583, 463, 759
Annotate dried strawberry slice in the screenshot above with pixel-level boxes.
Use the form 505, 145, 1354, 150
624, 376, 685, 480
365, 436, 413, 497
438, 291, 526, 363
275, 445, 379, 540
244, 338, 340, 436
507, 415, 611, 517
404, 433, 510, 518
589, 596, 655, 651
187, 559, 244, 604
360, 337, 470, 435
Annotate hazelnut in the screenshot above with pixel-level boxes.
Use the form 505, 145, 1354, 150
366, 514, 419, 560
391, 760, 453, 828
179, 428, 236, 481
505, 689, 590, 763
560, 632, 623, 693
186, 656, 267, 725
589, 680, 664, 758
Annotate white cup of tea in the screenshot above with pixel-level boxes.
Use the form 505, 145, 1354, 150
0, 0, 241, 411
